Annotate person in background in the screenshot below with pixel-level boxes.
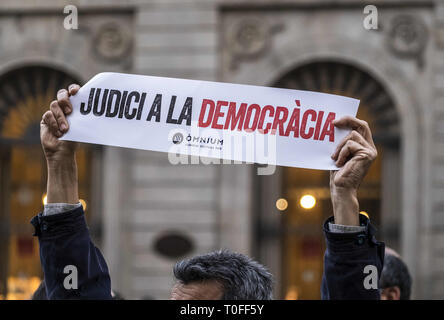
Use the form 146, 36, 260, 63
379, 247, 412, 300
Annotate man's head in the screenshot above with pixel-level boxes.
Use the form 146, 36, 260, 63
379, 249, 412, 300
171, 249, 273, 300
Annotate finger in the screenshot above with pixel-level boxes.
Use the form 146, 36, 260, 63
336, 140, 364, 167
333, 116, 375, 148
57, 89, 72, 115
68, 84, 81, 96
332, 130, 371, 160
49, 100, 69, 133
42, 110, 62, 137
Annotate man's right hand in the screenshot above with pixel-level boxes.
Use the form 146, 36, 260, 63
329, 116, 377, 226
40, 84, 80, 162
41, 84, 81, 204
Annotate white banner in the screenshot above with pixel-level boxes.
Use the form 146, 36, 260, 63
62, 72, 359, 170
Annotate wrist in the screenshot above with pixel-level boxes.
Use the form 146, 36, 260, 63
46, 157, 78, 204
331, 186, 357, 199
331, 187, 359, 226
45, 151, 76, 165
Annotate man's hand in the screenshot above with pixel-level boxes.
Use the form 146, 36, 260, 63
40, 84, 80, 162
41, 84, 81, 204
330, 116, 377, 226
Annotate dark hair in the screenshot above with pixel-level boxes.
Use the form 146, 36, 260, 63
173, 249, 273, 300
31, 281, 47, 300
379, 254, 412, 300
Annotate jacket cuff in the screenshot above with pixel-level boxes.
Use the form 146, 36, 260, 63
323, 215, 380, 253
328, 222, 367, 233
43, 202, 82, 216
30, 205, 87, 239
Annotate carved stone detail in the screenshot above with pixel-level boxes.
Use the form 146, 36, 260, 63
93, 22, 132, 62
387, 15, 428, 67
226, 17, 283, 70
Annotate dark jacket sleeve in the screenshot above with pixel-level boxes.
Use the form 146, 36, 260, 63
30, 206, 112, 300
321, 215, 385, 300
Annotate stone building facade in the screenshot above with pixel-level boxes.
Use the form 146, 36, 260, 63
1, 0, 444, 299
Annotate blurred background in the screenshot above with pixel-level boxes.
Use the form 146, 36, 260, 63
0, 0, 441, 299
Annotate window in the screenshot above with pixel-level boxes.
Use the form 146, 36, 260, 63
0, 66, 96, 299
255, 61, 399, 299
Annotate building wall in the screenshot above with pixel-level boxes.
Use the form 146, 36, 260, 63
2, 0, 444, 299
428, 0, 444, 299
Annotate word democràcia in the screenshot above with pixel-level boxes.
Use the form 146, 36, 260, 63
79, 88, 337, 141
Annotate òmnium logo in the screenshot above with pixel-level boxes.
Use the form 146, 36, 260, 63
172, 132, 184, 144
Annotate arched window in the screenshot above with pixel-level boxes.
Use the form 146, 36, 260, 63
0, 66, 98, 299
255, 61, 400, 299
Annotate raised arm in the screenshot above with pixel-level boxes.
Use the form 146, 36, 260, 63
42, 85, 79, 204
321, 116, 385, 300
31, 85, 112, 299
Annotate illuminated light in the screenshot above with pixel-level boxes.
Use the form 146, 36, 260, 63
276, 198, 288, 211
80, 199, 87, 211
360, 211, 369, 219
7, 276, 42, 300
285, 286, 299, 300
42, 194, 47, 205
300, 194, 316, 209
